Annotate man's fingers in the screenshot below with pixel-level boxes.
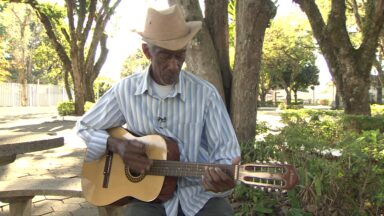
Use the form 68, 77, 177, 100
124, 159, 152, 174
232, 156, 241, 165
128, 140, 146, 154
202, 166, 237, 192
123, 153, 152, 167
202, 175, 217, 192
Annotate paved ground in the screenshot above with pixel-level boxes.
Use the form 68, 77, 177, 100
0, 106, 283, 216
0, 107, 97, 216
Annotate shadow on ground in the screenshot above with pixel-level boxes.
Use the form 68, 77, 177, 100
0, 113, 56, 122
0, 120, 76, 133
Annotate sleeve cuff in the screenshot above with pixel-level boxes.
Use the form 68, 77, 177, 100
84, 130, 110, 161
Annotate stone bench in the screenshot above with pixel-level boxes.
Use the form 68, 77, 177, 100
0, 178, 123, 216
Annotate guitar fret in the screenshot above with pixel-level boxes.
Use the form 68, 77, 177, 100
147, 160, 234, 178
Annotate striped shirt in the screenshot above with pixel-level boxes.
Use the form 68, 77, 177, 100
75, 67, 240, 216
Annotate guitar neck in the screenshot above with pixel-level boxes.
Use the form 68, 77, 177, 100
147, 160, 236, 179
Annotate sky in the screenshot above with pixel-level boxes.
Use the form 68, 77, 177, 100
101, 0, 332, 87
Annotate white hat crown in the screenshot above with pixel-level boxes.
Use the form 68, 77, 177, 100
136, 5, 202, 51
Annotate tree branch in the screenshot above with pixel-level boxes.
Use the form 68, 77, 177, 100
92, 33, 109, 81
61, 27, 70, 43
85, 0, 121, 76
64, 0, 76, 43
292, 0, 327, 48
82, 0, 97, 47
350, 0, 363, 31
359, 0, 384, 67
27, 0, 72, 77
76, 0, 86, 38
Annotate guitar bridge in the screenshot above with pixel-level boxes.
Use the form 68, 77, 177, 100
102, 151, 114, 188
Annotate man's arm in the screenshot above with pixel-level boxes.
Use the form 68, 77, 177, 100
201, 89, 241, 193
75, 87, 126, 161
75, 86, 153, 172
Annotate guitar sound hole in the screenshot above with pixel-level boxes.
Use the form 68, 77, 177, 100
124, 166, 146, 183
130, 170, 141, 177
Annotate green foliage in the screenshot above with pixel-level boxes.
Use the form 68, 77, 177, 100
292, 64, 320, 96
280, 108, 384, 132
57, 101, 75, 116
262, 15, 318, 104
32, 39, 63, 84
277, 101, 287, 110
94, 77, 113, 99
120, 49, 150, 78
233, 184, 277, 216
84, 101, 95, 112
235, 108, 384, 215
371, 104, 384, 117
0, 2, 63, 84
228, 0, 236, 49
57, 101, 94, 116
342, 115, 384, 132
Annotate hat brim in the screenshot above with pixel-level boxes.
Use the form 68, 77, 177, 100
137, 21, 202, 51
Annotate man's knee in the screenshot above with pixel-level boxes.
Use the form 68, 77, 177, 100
196, 197, 234, 216
124, 200, 166, 216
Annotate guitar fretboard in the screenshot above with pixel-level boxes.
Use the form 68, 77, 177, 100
146, 160, 236, 178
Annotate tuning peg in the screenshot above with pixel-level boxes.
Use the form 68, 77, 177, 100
256, 160, 260, 163
263, 160, 267, 164
267, 188, 272, 192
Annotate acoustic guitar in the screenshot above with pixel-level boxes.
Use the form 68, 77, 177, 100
81, 127, 299, 206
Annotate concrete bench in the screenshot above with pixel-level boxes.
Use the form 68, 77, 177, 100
0, 178, 123, 216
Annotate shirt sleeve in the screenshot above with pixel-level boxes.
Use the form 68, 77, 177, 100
202, 88, 241, 197
74, 86, 126, 161
203, 89, 241, 164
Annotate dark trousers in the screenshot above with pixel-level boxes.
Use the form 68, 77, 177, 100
124, 197, 234, 216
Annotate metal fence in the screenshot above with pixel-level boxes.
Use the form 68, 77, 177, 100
0, 83, 70, 107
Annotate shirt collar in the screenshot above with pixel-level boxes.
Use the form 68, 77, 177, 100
134, 66, 186, 102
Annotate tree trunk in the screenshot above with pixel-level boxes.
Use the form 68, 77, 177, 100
293, 90, 298, 103
27, 0, 120, 115
335, 55, 371, 114
377, 84, 383, 104
19, 56, 28, 107
293, 0, 384, 116
64, 69, 73, 101
373, 58, 383, 104
168, 0, 225, 101
85, 77, 95, 102
204, 0, 232, 111
72, 66, 85, 115
231, 0, 276, 143
284, 88, 292, 105
335, 87, 341, 109
260, 90, 267, 104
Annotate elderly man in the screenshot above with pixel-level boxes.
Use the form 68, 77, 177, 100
76, 4, 241, 216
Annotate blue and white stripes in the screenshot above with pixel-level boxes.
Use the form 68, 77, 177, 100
75, 67, 240, 216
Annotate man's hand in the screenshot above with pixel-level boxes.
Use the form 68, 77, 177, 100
202, 156, 241, 193
107, 136, 152, 174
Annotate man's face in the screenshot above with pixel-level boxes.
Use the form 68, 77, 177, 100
143, 44, 186, 85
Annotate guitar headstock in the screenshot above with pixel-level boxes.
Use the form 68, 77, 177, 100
237, 162, 299, 191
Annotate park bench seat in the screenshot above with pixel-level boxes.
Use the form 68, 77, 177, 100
0, 177, 122, 216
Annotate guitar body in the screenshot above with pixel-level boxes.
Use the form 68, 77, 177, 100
82, 127, 299, 207
81, 128, 179, 206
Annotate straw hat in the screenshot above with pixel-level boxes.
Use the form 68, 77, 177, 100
135, 5, 202, 51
